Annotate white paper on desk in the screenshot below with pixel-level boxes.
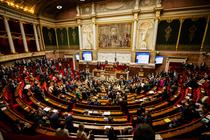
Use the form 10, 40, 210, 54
104, 117, 109, 121
206, 115, 210, 120
197, 79, 205, 85
84, 109, 88, 112
24, 84, 31, 89
93, 111, 99, 114
104, 126, 111, 129
103, 111, 110, 115
139, 99, 144, 102
1, 107, 7, 111
149, 91, 154, 94
43, 107, 51, 111
88, 110, 93, 114
187, 93, 192, 96
202, 118, 209, 124
52, 109, 58, 113
176, 104, 181, 108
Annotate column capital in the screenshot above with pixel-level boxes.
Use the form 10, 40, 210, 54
154, 7, 163, 19
77, 19, 82, 25
3, 16, 9, 21
132, 9, 140, 14
20, 21, 29, 52
133, 13, 139, 21
92, 17, 96, 24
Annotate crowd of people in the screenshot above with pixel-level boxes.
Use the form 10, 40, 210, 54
0, 57, 210, 140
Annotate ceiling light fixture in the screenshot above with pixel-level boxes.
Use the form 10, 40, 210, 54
80, 0, 85, 2
56, 5, 62, 9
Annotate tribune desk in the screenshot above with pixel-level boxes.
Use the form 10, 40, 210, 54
92, 69, 129, 80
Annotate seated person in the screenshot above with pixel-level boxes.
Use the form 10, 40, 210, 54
77, 123, 92, 140
56, 122, 70, 137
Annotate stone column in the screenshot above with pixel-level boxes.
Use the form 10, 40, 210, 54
38, 25, 45, 50
92, 2, 96, 50
134, 0, 140, 10
152, 18, 159, 50
77, 20, 83, 50
20, 21, 29, 52
132, 13, 138, 51
4, 17, 15, 53
201, 17, 209, 51
66, 27, 70, 48
54, 28, 59, 49
33, 24, 40, 51
92, 17, 96, 50
175, 19, 183, 51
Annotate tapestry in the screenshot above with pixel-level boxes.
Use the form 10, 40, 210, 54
56, 28, 68, 47
68, 27, 79, 49
42, 27, 57, 50
178, 17, 207, 51
156, 19, 180, 51
98, 23, 132, 48
203, 19, 210, 52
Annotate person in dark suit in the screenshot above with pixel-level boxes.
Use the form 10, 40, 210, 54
64, 113, 74, 133
133, 123, 155, 140
107, 127, 117, 140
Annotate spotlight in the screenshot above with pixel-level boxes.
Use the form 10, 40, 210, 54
56, 5, 62, 10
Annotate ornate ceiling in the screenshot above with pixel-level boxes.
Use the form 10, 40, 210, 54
0, 0, 210, 19
0, 0, 104, 18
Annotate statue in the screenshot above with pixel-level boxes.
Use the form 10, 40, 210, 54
140, 29, 148, 50
82, 24, 93, 49
137, 20, 154, 50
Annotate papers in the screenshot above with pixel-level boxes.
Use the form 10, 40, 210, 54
185, 96, 190, 99
176, 104, 181, 108
24, 107, 28, 110
201, 118, 209, 124
52, 109, 58, 113
187, 93, 192, 96
206, 115, 210, 120
197, 79, 205, 85
164, 118, 171, 123
93, 111, 99, 114
43, 107, 51, 112
104, 126, 111, 129
103, 111, 110, 116
24, 84, 31, 89
88, 110, 93, 114
1, 107, 7, 111
149, 91, 154, 94
155, 134, 163, 140
104, 117, 109, 121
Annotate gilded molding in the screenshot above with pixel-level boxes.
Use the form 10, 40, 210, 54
200, 17, 209, 50
175, 18, 183, 51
